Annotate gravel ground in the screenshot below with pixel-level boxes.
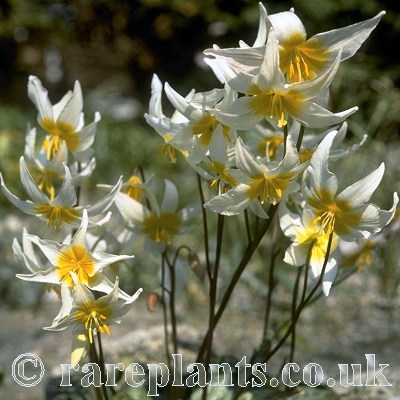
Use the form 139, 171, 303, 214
1, 270, 399, 399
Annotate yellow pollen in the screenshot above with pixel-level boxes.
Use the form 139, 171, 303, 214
34, 203, 80, 229
249, 89, 304, 129
41, 117, 79, 160
57, 245, 95, 286
142, 211, 182, 243
74, 301, 112, 343
124, 175, 143, 202
246, 171, 294, 205
308, 188, 362, 236
279, 34, 329, 83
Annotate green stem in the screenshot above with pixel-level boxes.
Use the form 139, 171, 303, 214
89, 340, 104, 400
197, 174, 212, 281
97, 334, 110, 400
265, 233, 333, 364
262, 218, 280, 338
165, 252, 179, 355
296, 124, 305, 153
160, 254, 172, 372
196, 204, 279, 364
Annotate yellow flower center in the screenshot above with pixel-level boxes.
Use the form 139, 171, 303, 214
191, 114, 231, 146
295, 224, 338, 266
210, 161, 237, 188
249, 89, 304, 128
299, 148, 314, 163
57, 245, 96, 286
246, 171, 294, 205
74, 300, 112, 343
257, 135, 285, 159
142, 212, 182, 243
308, 188, 362, 235
124, 175, 143, 202
279, 34, 329, 82
34, 204, 80, 229
41, 117, 79, 160
35, 170, 62, 200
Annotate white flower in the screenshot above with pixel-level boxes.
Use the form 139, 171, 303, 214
28, 75, 100, 162
303, 130, 398, 240
205, 134, 305, 218
205, 29, 358, 130
115, 179, 199, 254
1, 157, 121, 229
279, 203, 339, 296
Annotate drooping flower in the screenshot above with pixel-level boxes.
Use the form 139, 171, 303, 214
303, 130, 398, 240
28, 75, 100, 162
145, 74, 237, 163
205, 29, 358, 130
205, 134, 306, 218
44, 273, 141, 366
279, 203, 339, 296
24, 125, 96, 199
1, 157, 121, 229
115, 179, 199, 254
16, 210, 137, 321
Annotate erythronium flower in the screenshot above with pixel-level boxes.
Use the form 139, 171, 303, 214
44, 273, 141, 366
0, 157, 121, 229
28, 75, 100, 162
24, 126, 96, 199
115, 179, 199, 254
303, 130, 398, 240
204, 134, 306, 218
205, 4, 385, 85
17, 210, 137, 317
279, 203, 339, 296
206, 29, 358, 130
145, 74, 191, 163
145, 74, 237, 163
268, 8, 386, 83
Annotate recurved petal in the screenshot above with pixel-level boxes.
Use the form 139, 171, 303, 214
149, 74, 164, 118
87, 176, 123, 216
235, 137, 263, 177
337, 163, 384, 206
0, 174, 36, 215
53, 165, 78, 207
352, 193, 399, 238
19, 157, 50, 204
294, 100, 358, 128
161, 179, 179, 213
284, 242, 308, 267
204, 184, 251, 216
25, 234, 64, 265
212, 97, 264, 130
306, 130, 339, 196
28, 75, 54, 123
114, 192, 146, 224
57, 81, 83, 129
314, 11, 386, 61
164, 83, 204, 121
